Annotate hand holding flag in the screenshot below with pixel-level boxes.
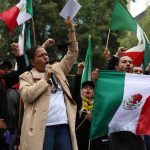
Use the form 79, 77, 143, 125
103, 48, 111, 62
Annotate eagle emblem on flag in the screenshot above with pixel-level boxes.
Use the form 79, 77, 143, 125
123, 93, 143, 110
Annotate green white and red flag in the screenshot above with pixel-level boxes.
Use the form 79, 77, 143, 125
110, 0, 150, 68
90, 71, 150, 139
0, 0, 32, 31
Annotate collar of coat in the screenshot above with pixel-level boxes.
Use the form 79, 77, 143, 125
30, 67, 66, 81
30, 68, 43, 79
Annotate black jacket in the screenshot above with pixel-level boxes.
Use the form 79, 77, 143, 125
107, 55, 119, 70
72, 74, 82, 122
0, 56, 26, 126
72, 74, 103, 150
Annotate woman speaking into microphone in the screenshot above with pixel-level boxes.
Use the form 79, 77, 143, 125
19, 17, 78, 150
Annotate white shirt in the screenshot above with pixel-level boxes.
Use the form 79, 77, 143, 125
39, 73, 68, 126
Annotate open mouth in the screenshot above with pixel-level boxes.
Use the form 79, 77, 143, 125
126, 67, 131, 72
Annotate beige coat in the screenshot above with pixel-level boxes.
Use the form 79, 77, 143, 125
19, 42, 78, 150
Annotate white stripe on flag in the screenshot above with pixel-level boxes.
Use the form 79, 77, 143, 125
109, 73, 150, 134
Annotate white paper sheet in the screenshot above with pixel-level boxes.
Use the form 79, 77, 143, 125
60, 0, 81, 20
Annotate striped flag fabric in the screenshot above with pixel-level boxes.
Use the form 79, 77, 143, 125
90, 71, 150, 139
122, 25, 145, 67
110, 0, 150, 68
81, 35, 92, 84
18, 21, 31, 65
0, 0, 33, 31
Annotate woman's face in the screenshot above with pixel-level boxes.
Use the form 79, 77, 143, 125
30, 47, 49, 72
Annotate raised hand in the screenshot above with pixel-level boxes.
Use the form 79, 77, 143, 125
103, 48, 111, 62
92, 68, 99, 82
65, 16, 74, 30
11, 43, 20, 56
42, 38, 55, 49
77, 62, 84, 75
114, 47, 128, 58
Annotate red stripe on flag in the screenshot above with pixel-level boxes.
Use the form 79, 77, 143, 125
0, 6, 19, 31
136, 96, 150, 135
122, 51, 144, 67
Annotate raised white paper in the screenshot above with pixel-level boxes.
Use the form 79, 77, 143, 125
60, 0, 81, 20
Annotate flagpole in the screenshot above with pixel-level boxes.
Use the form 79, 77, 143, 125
75, 118, 86, 132
105, 29, 110, 49
22, 24, 25, 55
32, 17, 36, 46
88, 140, 91, 150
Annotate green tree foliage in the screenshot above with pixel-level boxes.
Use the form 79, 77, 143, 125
75, 0, 121, 69
32, 0, 67, 62
140, 7, 150, 40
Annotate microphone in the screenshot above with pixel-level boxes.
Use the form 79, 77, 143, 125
50, 74, 58, 93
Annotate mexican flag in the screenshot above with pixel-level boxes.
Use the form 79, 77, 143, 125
110, 0, 150, 68
90, 71, 150, 139
81, 35, 92, 84
0, 0, 33, 31
18, 21, 31, 65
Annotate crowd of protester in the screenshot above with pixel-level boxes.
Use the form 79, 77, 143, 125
1, 17, 150, 150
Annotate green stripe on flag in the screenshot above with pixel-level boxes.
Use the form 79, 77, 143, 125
81, 35, 92, 85
24, 21, 31, 50
90, 71, 125, 139
24, 21, 31, 65
110, 0, 137, 32
26, 0, 33, 15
